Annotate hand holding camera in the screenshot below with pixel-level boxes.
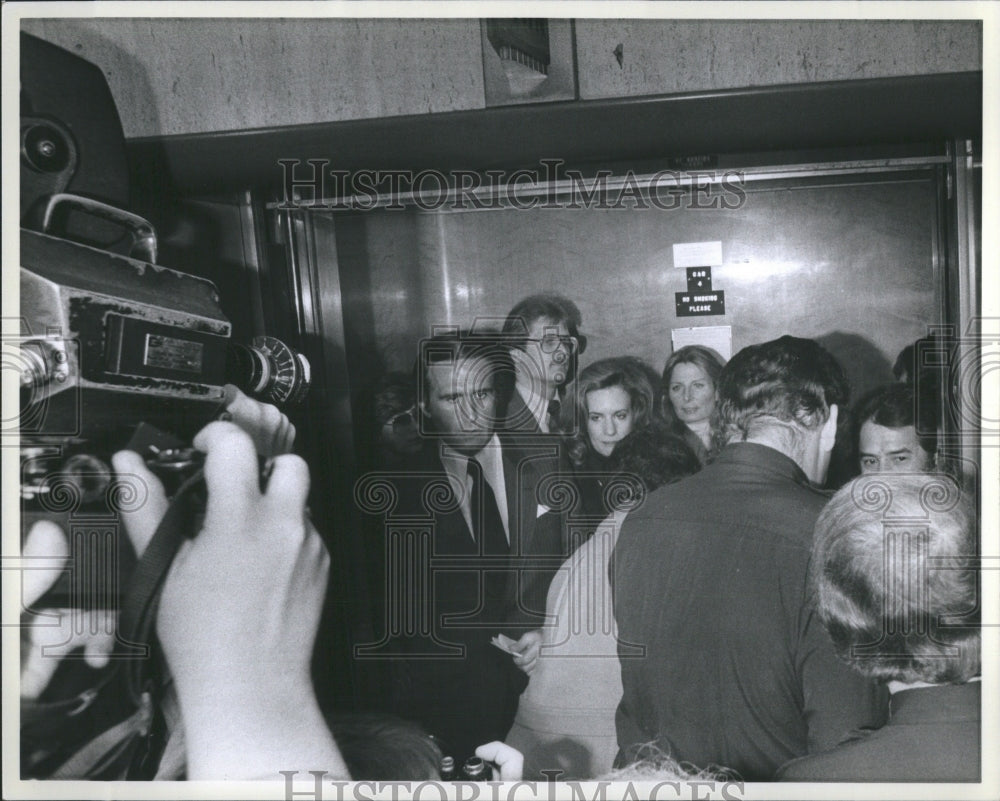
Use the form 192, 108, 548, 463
21, 400, 348, 779
219, 383, 297, 458
113, 420, 345, 779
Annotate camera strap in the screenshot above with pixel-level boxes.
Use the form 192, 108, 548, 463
118, 467, 207, 706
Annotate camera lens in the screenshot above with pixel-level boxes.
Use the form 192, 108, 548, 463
62, 453, 113, 505
22, 122, 72, 173
226, 336, 310, 406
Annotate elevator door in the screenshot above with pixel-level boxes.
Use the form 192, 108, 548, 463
319, 168, 944, 450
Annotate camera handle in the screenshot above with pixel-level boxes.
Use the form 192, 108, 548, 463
42, 193, 158, 264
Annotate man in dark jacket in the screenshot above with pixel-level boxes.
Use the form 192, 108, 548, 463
496, 295, 587, 612
373, 331, 555, 762
612, 336, 888, 780
777, 472, 979, 782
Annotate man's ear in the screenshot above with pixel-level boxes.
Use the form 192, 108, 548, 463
820, 404, 839, 453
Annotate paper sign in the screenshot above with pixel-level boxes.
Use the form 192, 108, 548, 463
671, 325, 733, 361
673, 241, 723, 268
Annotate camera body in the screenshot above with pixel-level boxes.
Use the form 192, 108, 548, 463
17, 222, 308, 610
15, 33, 309, 611
19, 227, 231, 447
17, 227, 234, 608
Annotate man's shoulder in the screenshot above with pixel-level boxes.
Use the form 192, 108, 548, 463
499, 431, 566, 477
382, 447, 450, 496
776, 738, 876, 781
395, 444, 446, 473
621, 452, 829, 541
624, 465, 716, 517
775, 719, 978, 781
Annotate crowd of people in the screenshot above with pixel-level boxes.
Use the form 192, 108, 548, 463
19, 293, 981, 784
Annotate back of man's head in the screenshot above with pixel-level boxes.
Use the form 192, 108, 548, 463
717, 335, 849, 446
812, 472, 979, 684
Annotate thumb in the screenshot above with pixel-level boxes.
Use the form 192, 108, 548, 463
110, 450, 169, 557
475, 742, 524, 781
21, 631, 63, 699
222, 383, 244, 407
83, 623, 116, 669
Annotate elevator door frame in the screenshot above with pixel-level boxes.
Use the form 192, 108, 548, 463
272, 143, 982, 709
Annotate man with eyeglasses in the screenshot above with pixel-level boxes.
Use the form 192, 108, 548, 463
500, 294, 586, 434
496, 295, 587, 647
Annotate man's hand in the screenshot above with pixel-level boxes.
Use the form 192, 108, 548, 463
474, 742, 524, 781
112, 422, 345, 779
221, 383, 295, 457
510, 629, 543, 675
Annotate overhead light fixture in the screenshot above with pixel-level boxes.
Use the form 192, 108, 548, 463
486, 19, 551, 76
481, 19, 576, 106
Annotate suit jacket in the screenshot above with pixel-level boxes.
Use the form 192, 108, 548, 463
501, 388, 544, 433
776, 682, 981, 782
384, 439, 559, 761
613, 443, 887, 780
497, 387, 575, 625
497, 424, 575, 629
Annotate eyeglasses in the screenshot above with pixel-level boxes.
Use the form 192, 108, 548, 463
383, 406, 417, 433
526, 334, 578, 354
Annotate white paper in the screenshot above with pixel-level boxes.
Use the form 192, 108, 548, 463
490, 633, 519, 655
673, 240, 723, 268
671, 325, 733, 361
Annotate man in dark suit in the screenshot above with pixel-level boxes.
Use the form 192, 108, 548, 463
496, 295, 586, 617
613, 336, 888, 780
777, 472, 980, 782
381, 331, 551, 762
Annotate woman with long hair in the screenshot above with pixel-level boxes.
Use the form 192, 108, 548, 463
558, 357, 658, 531
660, 345, 726, 465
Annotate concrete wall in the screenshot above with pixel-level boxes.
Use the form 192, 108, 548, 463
21, 18, 486, 138
576, 20, 981, 98
21, 17, 982, 139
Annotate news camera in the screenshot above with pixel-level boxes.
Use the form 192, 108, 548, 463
18, 194, 311, 497
16, 32, 310, 607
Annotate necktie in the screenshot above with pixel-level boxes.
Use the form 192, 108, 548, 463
468, 458, 510, 624
468, 459, 508, 556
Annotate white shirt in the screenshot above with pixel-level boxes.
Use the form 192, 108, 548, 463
440, 434, 510, 544
888, 676, 980, 694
